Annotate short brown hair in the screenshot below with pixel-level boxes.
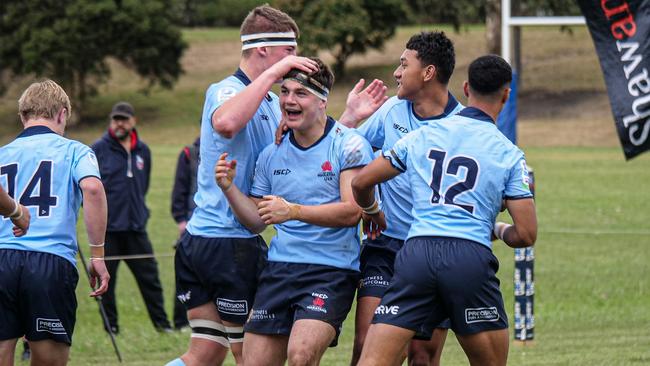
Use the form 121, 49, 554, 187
240, 5, 299, 56
18, 79, 71, 122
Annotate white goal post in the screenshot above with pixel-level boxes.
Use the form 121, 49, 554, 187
501, 0, 586, 64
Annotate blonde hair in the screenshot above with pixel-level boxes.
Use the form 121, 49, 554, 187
240, 5, 299, 57
18, 79, 71, 122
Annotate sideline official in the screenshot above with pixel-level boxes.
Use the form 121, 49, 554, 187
92, 102, 172, 334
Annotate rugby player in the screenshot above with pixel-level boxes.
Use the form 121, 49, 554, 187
343, 31, 463, 366
215, 58, 374, 366
352, 55, 537, 366
0, 80, 109, 366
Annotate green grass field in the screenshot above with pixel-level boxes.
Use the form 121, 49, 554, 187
5, 25, 650, 365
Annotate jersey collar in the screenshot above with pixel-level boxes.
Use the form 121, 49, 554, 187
411, 92, 459, 121
233, 68, 251, 86
17, 125, 58, 138
289, 116, 335, 151
233, 68, 272, 101
457, 107, 495, 124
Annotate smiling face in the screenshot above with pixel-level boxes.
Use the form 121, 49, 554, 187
393, 49, 427, 101
280, 79, 326, 131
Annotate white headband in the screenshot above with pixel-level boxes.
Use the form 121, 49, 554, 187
241, 32, 297, 51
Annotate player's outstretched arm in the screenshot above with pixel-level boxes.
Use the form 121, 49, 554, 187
0, 185, 30, 236
494, 198, 537, 248
215, 153, 267, 233
338, 79, 388, 128
79, 177, 110, 297
213, 56, 319, 138
258, 168, 364, 227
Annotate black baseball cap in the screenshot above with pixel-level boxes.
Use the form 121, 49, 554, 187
110, 102, 135, 119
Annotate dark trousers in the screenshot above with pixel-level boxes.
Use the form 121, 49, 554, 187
101, 231, 171, 331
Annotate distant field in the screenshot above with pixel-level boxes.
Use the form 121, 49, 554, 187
5, 25, 650, 365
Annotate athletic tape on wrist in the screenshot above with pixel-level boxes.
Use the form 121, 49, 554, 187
7, 199, 21, 219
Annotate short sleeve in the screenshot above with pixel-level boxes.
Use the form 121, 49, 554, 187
505, 151, 534, 200
204, 81, 240, 127
382, 132, 412, 173
339, 131, 374, 171
73, 145, 101, 183
357, 99, 398, 149
249, 146, 272, 198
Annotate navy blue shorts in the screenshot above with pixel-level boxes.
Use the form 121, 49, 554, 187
0, 249, 79, 345
373, 237, 508, 338
174, 233, 268, 324
358, 234, 403, 298
245, 262, 359, 347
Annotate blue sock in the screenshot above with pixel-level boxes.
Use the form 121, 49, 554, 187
165, 358, 186, 366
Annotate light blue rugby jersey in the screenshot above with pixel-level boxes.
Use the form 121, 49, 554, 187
384, 107, 533, 248
0, 126, 101, 265
358, 93, 463, 240
250, 118, 374, 271
187, 69, 282, 238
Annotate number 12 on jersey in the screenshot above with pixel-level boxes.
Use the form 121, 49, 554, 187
427, 149, 478, 214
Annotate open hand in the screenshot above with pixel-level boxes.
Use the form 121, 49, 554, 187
215, 153, 237, 191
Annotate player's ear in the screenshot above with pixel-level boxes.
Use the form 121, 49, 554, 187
423, 65, 436, 82
463, 81, 470, 98
501, 87, 511, 105
58, 107, 68, 124
257, 46, 268, 57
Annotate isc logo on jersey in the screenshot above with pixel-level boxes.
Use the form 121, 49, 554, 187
375, 305, 400, 315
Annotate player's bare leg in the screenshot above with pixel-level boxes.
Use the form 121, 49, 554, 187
0, 338, 18, 366
242, 332, 288, 366
223, 320, 244, 366
408, 328, 448, 366
351, 296, 381, 365
180, 302, 229, 366
28, 339, 70, 366
287, 319, 336, 366
357, 323, 414, 366
456, 328, 509, 366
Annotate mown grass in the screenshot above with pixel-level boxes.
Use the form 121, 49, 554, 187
59, 147, 650, 366
5, 25, 650, 365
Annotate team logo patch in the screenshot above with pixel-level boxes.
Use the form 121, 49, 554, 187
177, 290, 191, 303
306, 292, 328, 313
217, 87, 237, 103
217, 298, 248, 315
318, 161, 335, 181
87, 152, 99, 169
136, 155, 145, 170
465, 307, 500, 324
520, 161, 530, 191
36, 318, 66, 334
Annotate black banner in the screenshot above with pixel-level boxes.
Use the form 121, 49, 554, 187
578, 0, 650, 160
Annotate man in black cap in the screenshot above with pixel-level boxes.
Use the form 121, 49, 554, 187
91, 102, 172, 334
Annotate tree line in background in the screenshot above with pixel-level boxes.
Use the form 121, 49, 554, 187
0, 0, 579, 123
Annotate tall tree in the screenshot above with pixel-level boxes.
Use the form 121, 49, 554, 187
0, 0, 186, 122
274, 0, 407, 76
